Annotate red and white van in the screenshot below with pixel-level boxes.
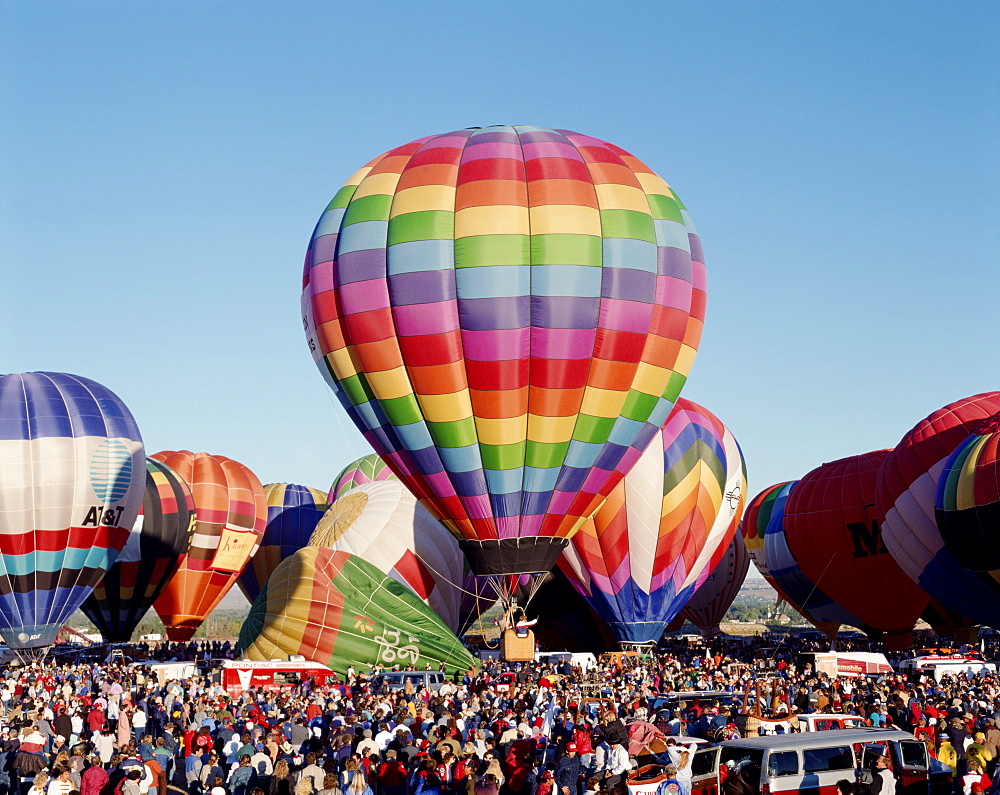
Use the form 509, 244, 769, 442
216, 659, 346, 697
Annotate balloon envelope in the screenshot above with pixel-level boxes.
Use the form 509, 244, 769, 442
152, 451, 267, 641
0, 372, 145, 653
82, 457, 195, 642
310, 480, 470, 633
302, 125, 706, 581
678, 532, 751, 637
763, 480, 860, 635
237, 483, 328, 604
739, 482, 835, 634
936, 412, 1000, 571
784, 450, 928, 650
877, 393, 1000, 628
559, 398, 746, 645
236, 547, 475, 676
328, 453, 398, 504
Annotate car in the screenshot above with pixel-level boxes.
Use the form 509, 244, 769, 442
647, 690, 744, 716
370, 670, 447, 693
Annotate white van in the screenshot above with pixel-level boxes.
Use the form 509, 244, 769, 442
536, 651, 597, 671
687, 728, 935, 795
796, 714, 868, 732
371, 670, 447, 693
898, 654, 997, 682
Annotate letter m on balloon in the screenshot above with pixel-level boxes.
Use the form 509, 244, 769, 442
848, 519, 887, 558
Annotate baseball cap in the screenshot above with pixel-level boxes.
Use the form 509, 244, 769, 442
566, 742, 577, 751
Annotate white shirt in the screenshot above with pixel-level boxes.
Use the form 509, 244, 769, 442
607, 745, 630, 776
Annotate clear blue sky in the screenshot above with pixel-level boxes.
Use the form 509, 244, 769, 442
3, 2, 998, 587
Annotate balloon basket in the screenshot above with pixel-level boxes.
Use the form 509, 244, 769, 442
501, 628, 535, 661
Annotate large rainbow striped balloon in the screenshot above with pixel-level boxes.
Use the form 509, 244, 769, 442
558, 398, 745, 645
936, 412, 1000, 572
302, 125, 705, 581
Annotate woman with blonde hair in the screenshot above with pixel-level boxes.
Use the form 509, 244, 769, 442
348, 767, 373, 795
28, 771, 49, 795
270, 759, 296, 795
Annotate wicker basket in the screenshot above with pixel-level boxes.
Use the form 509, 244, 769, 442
501, 629, 535, 661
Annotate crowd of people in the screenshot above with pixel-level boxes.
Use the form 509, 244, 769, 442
1, 633, 999, 795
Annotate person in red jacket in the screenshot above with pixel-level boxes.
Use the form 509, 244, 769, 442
80, 756, 109, 795
379, 748, 408, 795
87, 706, 107, 734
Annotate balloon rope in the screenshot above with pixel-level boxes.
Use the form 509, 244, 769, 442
765, 550, 840, 665
325, 390, 368, 468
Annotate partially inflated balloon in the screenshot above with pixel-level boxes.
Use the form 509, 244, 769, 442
152, 451, 267, 641
310, 480, 469, 632
328, 453, 398, 503
678, 532, 750, 638
936, 413, 1000, 571
785, 451, 928, 650
236, 547, 475, 676
237, 484, 328, 604
82, 458, 195, 642
763, 481, 857, 636
877, 393, 1000, 627
559, 399, 745, 645
302, 125, 706, 583
0, 373, 145, 655
739, 483, 835, 634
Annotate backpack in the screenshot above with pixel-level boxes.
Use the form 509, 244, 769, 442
114, 778, 128, 795
855, 768, 875, 795
660, 782, 681, 795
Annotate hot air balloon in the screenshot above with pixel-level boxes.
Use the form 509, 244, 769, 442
762, 481, 859, 637
81, 458, 195, 642
152, 451, 267, 641
237, 483, 328, 604
301, 125, 706, 598
328, 453, 398, 503
236, 547, 475, 676
558, 398, 746, 646
0, 372, 145, 659
877, 392, 1000, 628
784, 451, 929, 650
936, 412, 1000, 571
739, 483, 837, 637
310, 480, 474, 633
678, 532, 750, 638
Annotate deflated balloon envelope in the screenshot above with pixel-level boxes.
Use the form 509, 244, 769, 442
0, 372, 145, 655
236, 547, 475, 676
301, 125, 707, 590
82, 457, 195, 642
559, 398, 746, 646
152, 450, 267, 641
237, 483, 328, 604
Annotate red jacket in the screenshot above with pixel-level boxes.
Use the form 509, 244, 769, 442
81, 765, 110, 795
